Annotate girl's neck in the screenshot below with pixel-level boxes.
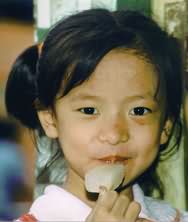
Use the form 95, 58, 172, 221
63, 167, 133, 208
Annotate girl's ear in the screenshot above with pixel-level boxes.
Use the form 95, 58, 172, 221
37, 110, 58, 138
160, 117, 173, 145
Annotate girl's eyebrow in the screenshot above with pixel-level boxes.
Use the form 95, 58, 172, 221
124, 93, 159, 103
69, 92, 158, 103
69, 94, 103, 102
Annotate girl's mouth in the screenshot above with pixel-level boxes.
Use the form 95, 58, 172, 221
98, 155, 129, 164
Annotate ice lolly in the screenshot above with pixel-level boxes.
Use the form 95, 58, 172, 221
85, 164, 125, 193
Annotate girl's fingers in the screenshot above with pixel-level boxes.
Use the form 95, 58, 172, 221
86, 189, 142, 222
96, 188, 118, 211
124, 201, 141, 222
86, 189, 118, 222
111, 194, 130, 217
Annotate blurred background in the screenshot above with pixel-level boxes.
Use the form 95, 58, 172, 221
0, 0, 187, 220
0, 0, 34, 219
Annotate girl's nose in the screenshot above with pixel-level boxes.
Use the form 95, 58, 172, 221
98, 117, 129, 145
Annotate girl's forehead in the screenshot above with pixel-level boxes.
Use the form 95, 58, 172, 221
64, 50, 162, 102
88, 50, 158, 88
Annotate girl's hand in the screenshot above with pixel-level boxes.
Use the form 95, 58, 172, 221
86, 187, 142, 222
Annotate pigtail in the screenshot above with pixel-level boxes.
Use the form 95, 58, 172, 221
5, 45, 40, 129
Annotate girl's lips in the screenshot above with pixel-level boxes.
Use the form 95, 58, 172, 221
98, 155, 129, 164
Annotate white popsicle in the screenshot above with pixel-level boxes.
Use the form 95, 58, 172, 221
85, 164, 125, 193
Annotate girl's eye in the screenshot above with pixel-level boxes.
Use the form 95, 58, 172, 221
78, 107, 98, 115
129, 107, 151, 116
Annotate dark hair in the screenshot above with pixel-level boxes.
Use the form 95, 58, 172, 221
5, 44, 39, 129
5, 9, 184, 197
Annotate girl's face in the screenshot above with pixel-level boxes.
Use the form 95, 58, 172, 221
39, 49, 170, 190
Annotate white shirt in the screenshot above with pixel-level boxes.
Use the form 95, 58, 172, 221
17, 184, 188, 222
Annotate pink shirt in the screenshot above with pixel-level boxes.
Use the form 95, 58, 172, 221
16, 184, 188, 222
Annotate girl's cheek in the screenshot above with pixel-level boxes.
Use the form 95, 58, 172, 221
130, 113, 162, 126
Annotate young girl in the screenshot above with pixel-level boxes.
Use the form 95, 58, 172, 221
5, 8, 188, 222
